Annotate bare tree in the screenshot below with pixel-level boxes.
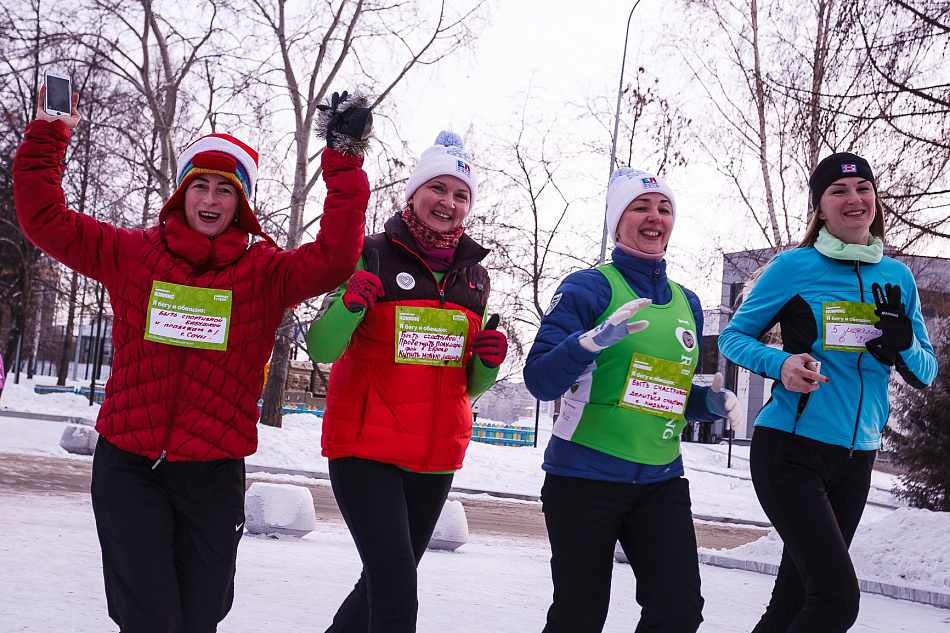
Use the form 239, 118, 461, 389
0, 0, 66, 379
849, 0, 950, 248
678, 0, 950, 257
469, 97, 597, 376
67, 0, 228, 215
584, 65, 691, 176
243, 0, 486, 427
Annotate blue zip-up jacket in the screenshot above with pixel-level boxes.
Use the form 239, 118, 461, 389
719, 247, 937, 451
524, 248, 720, 484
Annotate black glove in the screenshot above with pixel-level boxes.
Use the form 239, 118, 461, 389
315, 91, 373, 156
865, 282, 913, 366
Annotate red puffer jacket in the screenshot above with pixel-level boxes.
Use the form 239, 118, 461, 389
14, 120, 368, 461
322, 216, 490, 471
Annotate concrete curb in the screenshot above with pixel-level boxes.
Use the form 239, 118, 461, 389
693, 513, 771, 528
699, 553, 950, 609
246, 465, 542, 502
0, 409, 95, 426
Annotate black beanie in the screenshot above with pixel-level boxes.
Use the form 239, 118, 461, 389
809, 152, 876, 210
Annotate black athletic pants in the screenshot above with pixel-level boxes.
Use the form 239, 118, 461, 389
540, 473, 704, 633
90, 437, 246, 633
750, 426, 876, 633
326, 456, 454, 633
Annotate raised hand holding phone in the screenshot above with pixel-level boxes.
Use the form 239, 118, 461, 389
44, 72, 72, 116
36, 79, 81, 129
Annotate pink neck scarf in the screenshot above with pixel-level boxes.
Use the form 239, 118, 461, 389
401, 206, 465, 249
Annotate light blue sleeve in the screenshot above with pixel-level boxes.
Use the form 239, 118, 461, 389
718, 256, 796, 381
894, 271, 938, 388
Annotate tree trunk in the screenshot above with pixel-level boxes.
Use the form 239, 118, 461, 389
259, 123, 311, 428
26, 288, 42, 380
259, 311, 293, 427
56, 270, 80, 386
806, 0, 833, 224
750, 0, 782, 247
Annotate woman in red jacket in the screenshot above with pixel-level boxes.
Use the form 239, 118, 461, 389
308, 131, 508, 633
13, 87, 371, 633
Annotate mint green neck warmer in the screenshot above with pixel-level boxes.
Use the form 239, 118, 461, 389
814, 226, 883, 263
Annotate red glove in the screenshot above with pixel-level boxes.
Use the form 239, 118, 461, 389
469, 329, 508, 369
343, 270, 383, 312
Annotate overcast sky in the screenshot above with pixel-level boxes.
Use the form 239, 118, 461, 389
398, 0, 727, 305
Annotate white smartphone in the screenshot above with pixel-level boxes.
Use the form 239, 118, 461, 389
804, 361, 821, 384
44, 71, 72, 117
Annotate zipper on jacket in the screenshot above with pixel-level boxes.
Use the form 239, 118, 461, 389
421, 368, 444, 471
392, 237, 452, 306
153, 348, 187, 469
792, 393, 810, 434
391, 237, 466, 469
850, 354, 865, 458
849, 261, 865, 458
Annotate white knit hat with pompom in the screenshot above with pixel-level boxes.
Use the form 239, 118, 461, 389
405, 131, 478, 209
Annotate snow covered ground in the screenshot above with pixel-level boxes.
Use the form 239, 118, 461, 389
2, 377, 950, 631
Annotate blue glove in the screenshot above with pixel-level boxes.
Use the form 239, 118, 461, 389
706, 372, 744, 432
578, 298, 651, 352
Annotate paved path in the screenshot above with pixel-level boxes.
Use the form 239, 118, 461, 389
0, 452, 768, 548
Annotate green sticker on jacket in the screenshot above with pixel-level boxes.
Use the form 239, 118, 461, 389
618, 353, 693, 422
145, 281, 232, 350
822, 301, 880, 352
395, 306, 468, 367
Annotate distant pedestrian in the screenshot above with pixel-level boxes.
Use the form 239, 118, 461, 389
719, 152, 937, 632
308, 131, 507, 633
524, 167, 743, 633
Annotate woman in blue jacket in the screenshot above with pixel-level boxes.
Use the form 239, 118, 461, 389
524, 168, 743, 633
719, 152, 937, 633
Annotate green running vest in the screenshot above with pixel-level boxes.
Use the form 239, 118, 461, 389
552, 264, 700, 465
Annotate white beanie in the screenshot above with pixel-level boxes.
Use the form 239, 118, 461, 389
405, 131, 478, 210
605, 167, 676, 245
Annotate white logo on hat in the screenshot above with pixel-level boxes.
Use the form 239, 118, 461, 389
396, 272, 415, 290
456, 159, 471, 178
641, 177, 660, 189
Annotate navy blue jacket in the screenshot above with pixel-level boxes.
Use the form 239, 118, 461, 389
524, 248, 718, 483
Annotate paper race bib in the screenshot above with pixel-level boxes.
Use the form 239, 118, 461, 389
618, 353, 692, 420
395, 306, 468, 367
822, 301, 881, 352
145, 281, 232, 350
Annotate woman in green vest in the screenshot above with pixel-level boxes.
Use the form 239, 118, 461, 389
524, 167, 743, 633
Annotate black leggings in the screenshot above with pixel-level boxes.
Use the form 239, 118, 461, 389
540, 473, 704, 633
326, 456, 454, 633
750, 427, 876, 633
